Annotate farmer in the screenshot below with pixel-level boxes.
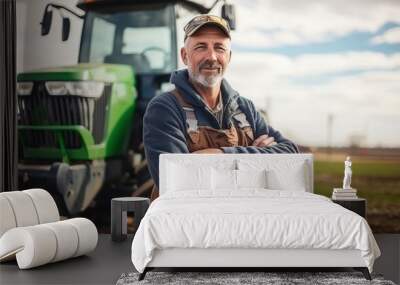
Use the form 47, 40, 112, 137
143, 15, 299, 200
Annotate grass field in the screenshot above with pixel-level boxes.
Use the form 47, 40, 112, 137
314, 159, 400, 233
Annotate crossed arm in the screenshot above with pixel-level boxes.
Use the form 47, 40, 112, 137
143, 96, 298, 188
193, 134, 277, 154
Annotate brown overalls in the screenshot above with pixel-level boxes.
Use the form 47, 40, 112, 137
150, 89, 255, 201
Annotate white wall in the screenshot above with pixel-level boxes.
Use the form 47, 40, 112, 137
16, 0, 83, 73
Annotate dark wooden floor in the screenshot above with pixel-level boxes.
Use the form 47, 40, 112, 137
373, 234, 400, 284
0, 235, 134, 285
0, 234, 398, 284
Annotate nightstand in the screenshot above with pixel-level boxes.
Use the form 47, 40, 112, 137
332, 198, 366, 218
111, 197, 150, 242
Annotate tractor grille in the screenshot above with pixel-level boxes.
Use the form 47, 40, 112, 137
18, 82, 111, 149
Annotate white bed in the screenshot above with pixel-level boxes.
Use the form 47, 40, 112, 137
131, 154, 380, 280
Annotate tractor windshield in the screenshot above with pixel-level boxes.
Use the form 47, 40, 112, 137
79, 5, 177, 74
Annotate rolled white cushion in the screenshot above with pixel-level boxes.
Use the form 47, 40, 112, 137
42, 221, 79, 262
0, 191, 39, 227
63, 218, 98, 257
0, 196, 17, 238
23, 189, 59, 224
0, 218, 98, 269
0, 226, 57, 269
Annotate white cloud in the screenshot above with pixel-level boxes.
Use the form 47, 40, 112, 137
225, 51, 400, 147
371, 27, 400, 44
229, 51, 400, 78
231, 0, 400, 48
289, 52, 400, 76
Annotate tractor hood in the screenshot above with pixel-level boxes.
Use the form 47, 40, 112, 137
18, 63, 134, 84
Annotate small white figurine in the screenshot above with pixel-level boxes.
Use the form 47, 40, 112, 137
342, 156, 352, 189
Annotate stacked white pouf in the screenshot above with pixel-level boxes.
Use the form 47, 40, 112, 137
0, 189, 98, 269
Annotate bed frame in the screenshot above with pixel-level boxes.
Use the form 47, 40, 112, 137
140, 248, 371, 280
139, 154, 372, 281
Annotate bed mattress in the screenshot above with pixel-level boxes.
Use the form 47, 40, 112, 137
131, 190, 380, 273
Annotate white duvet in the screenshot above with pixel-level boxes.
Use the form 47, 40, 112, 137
131, 190, 380, 273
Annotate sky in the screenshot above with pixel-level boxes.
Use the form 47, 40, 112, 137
223, 0, 400, 148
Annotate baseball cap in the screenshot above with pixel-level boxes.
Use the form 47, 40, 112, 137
184, 14, 231, 41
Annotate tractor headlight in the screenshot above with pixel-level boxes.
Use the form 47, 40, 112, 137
66, 82, 105, 98
45, 81, 105, 98
45, 81, 68, 95
17, 82, 34, 96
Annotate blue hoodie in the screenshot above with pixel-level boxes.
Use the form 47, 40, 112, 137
143, 69, 299, 188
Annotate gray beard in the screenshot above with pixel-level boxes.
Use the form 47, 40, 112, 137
188, 68, 223, 87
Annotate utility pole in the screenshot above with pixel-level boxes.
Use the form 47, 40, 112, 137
327, 113, 334, 159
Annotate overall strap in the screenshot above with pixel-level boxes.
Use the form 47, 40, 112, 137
232, 110, 251, 129
170, 89, 198, 132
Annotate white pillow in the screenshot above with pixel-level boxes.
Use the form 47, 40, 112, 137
212, 168, 237, 190
236, 169, 267, 189
211, 169, 268, 190
168, 162, 212, 191
238, 159, 307, 191
266, 162, 306, 191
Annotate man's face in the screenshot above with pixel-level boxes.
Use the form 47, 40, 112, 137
181, 25, 231, 87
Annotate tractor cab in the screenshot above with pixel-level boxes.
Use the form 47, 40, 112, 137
79, 4, 177, 74
78, 2, 178, 109
76, 2, 182, 151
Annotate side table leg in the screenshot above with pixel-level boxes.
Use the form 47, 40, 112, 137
111, 201, 125, 241
133, 202, 149, 231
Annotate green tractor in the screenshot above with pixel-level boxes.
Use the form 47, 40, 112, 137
17, 0, 236, 219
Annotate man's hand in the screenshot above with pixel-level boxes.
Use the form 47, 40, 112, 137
252, 134, 277, 147
192, 148, 224, 154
